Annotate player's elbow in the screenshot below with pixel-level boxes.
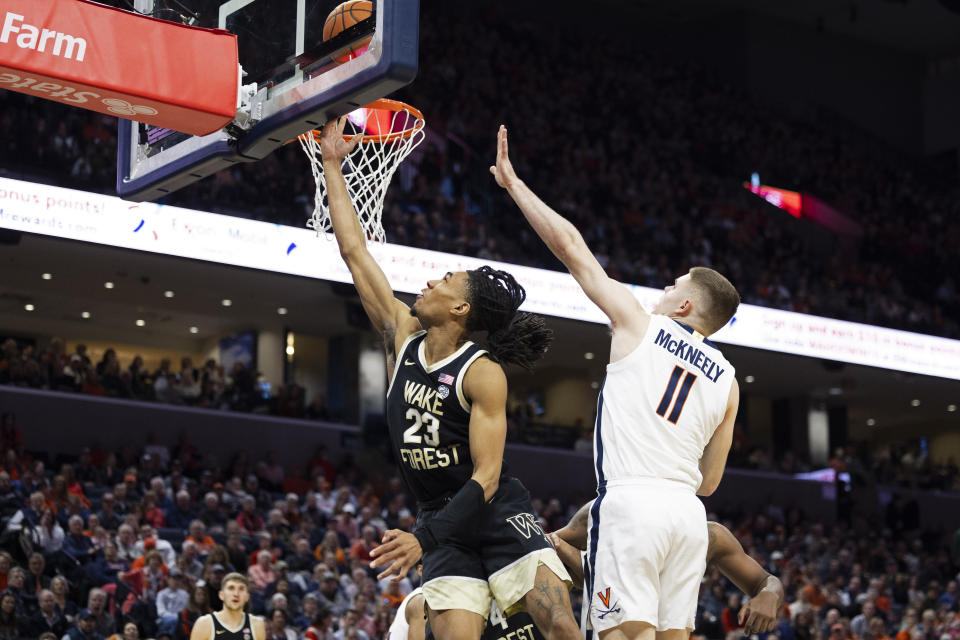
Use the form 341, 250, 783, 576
697, 475, 720, 497
338, 241, 366, 262
472, 473, 499, 502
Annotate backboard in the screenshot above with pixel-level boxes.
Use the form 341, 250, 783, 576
116, 0, 419, 201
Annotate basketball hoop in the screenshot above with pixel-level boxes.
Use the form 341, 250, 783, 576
299, 99, 426, 243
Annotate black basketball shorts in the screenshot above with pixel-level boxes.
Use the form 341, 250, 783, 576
416, 476, 571, 618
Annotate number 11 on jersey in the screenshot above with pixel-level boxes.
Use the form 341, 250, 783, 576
656, 365, 697, 424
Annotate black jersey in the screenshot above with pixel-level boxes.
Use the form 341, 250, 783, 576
207, 612, 254, 640
386, 331, 487, 505
483, 603, 544, 640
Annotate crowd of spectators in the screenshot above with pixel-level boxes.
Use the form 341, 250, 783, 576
1, 5, 958, 338
2, 332, 957, 494
0, 416, 954, 640
698, 501, 960, 640
0, 338, 328, 421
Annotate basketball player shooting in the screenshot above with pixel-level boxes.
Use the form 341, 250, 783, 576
549, 503, 783, 636
490, 125, 741, 640
316, 119, 583, 640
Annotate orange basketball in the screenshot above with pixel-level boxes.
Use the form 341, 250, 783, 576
323, 0, 373, 63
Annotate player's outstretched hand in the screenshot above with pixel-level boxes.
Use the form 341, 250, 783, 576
318, 117, 362, 162
738, 590, 779, 635
369, 529, 422, 582
547, 532, 584, 586
489, 125, 520, 189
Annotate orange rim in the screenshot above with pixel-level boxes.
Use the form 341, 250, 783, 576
301, 98, 424, 145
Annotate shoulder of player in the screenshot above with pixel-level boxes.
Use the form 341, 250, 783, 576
462, 355, 506, 398
250, 613, 267, 639
191, 613, 213, 635
728, 377, 740, 406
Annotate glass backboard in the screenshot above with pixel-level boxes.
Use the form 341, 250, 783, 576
116, 0, 419, 201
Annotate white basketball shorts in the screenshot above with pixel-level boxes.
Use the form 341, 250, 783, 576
584, 480, 707, 633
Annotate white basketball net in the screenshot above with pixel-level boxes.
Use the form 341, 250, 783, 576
299, 102, 426, 243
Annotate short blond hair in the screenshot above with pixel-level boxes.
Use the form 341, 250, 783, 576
221, 572, 248, 588
688, 267, 740, 335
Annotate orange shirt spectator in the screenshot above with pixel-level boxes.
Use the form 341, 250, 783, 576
185, 520, 216, 554
802, 583, 827, 610
348, 526, 380, 563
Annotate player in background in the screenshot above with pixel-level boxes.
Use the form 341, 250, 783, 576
549, 502, 783, 636
387, 582, 426, 640
317, 119, 582, 640
189, 572, 265, 640
491, 125, 741, 640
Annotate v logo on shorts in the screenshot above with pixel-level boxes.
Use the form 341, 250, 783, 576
597, 587, 612, 608
595, 587, 621, 620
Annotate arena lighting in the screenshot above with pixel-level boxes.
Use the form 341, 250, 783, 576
743, 182, 802, 219
135, 319, 146, 327
948, 404, 957, 412
164, 290, 175, 298
866, 418, 877, 426
584, 352, 594, 360
104, 281, 115, 289
744, 375, 755, 383
81, 311, 91, 319
277, 307, 288, 315
189, 326, 199, 334
1, 177, 959, 380
221, 299, 232, 307
41, 272, 52, 280
23, 303, 34, 311
911, 398, 921, 407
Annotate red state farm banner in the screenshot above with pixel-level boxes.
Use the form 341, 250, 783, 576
0, 0, 238, 136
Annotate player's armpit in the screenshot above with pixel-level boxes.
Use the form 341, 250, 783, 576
697, 378, 739, 496
462, 357, 508, 500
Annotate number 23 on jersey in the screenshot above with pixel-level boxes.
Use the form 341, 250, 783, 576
403, 408, 440, 446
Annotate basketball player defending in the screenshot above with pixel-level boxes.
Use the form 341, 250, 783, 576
317, 119, 582, 640
549, 503, 782, 636
189, 573, 265, 640
491, 125, 741, 640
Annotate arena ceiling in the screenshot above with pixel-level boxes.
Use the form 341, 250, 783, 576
605, 0, 960, 56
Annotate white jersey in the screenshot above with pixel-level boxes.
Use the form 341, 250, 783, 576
594, 314, 734, 491
387, 587, 423, 640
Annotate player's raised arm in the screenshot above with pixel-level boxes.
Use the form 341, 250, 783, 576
490, 125, 647, 336
319, 118, 418, 345
707, 522, 783, 634
697, 378, 739, 496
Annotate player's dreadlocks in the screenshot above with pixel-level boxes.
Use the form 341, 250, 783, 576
465, 266, 552, 370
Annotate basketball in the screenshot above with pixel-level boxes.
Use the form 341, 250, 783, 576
323, 0, 373, 63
